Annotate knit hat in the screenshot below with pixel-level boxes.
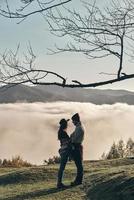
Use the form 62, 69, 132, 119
71, 113, 80, 122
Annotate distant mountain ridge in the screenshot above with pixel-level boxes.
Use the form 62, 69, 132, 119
0, 84, 134, 104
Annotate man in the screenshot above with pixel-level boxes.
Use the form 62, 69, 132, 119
70, 113, 84, 186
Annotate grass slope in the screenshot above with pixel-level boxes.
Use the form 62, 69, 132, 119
0, 158, 134, 200
83, 158, 134, 200
0, 163, 86, 200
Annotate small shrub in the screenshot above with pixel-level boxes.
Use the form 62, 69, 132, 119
0, 156, 33, 167
45, 156, 61, 165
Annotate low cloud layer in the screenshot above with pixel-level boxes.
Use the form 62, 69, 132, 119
0, 102, 134, 164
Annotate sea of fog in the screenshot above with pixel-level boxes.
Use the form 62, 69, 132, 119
0, 101, 134, 165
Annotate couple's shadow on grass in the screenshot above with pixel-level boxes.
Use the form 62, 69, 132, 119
3, 185, 73, 200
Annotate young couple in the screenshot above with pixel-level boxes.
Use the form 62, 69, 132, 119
57, 113, 85, 189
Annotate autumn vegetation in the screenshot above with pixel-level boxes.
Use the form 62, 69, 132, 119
102, 137, 134, 160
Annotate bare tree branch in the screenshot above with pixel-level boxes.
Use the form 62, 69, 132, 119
1, 0, 134, 89
0, 45, 68, 88
1, 44, 134, 89
0, 0, 72, 20
47, 0, 134, 79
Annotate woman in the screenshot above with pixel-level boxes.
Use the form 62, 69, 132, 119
57, 118, 71, 189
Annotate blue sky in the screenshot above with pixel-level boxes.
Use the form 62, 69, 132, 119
0, 0, 134, 91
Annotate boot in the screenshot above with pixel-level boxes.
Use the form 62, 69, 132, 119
57, 182, 67, 189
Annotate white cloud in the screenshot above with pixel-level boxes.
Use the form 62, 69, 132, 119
0, 102, 133, 164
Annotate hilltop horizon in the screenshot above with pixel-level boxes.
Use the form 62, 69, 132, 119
0, 84, 134, 104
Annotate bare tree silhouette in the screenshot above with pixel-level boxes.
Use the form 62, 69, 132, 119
1, 0, 134, 88
0, 45, 67, 89
0, 0, 72, 23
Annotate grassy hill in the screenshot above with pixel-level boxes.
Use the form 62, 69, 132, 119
83, 158, 134, 200
0, 158, 134, 200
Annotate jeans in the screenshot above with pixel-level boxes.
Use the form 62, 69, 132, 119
72, 144, 83, 183
57, 151, 69, 184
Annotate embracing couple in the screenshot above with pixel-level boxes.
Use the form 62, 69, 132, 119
57, 113, 85, 189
